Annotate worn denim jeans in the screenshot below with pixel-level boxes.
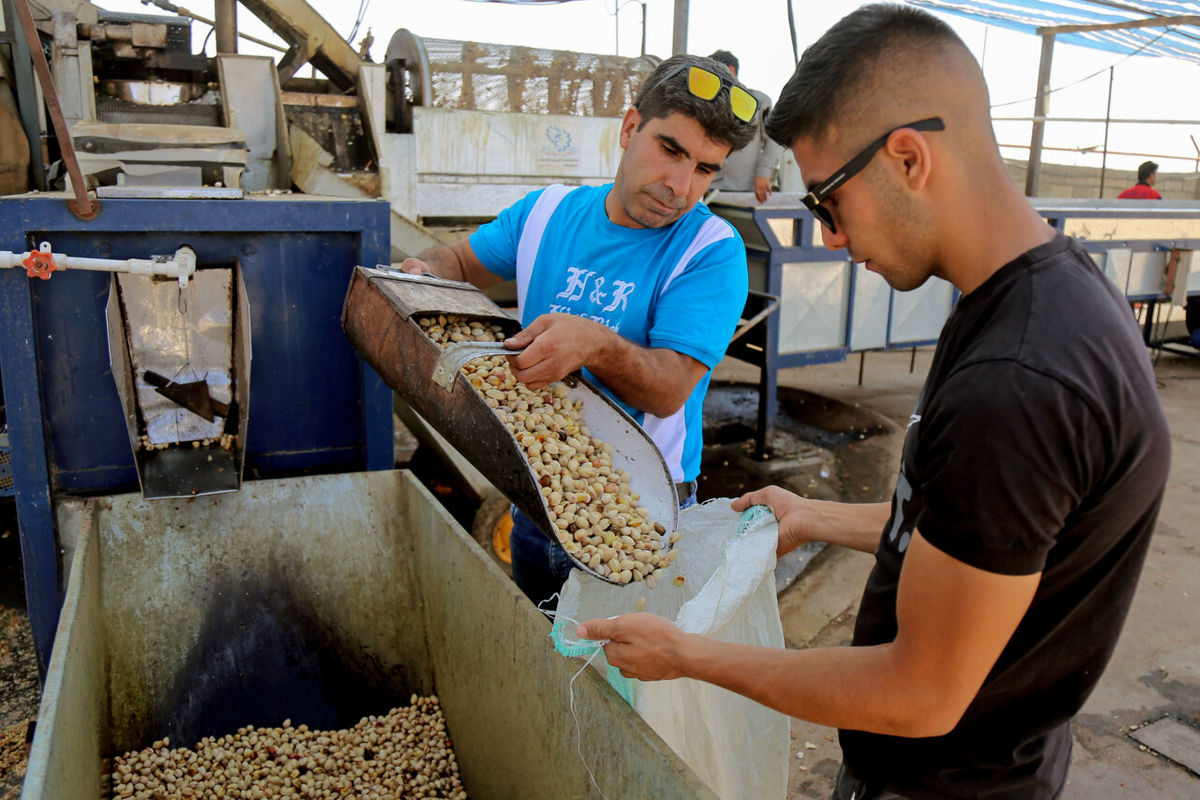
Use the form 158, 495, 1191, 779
510, 483, 698, 613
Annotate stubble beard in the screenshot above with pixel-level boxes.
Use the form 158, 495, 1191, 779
626, 184, 686, 229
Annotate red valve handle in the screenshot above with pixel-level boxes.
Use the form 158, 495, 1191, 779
22, 250, 57, 280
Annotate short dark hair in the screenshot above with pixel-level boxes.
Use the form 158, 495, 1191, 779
1138, 160, 1158, 182
634, 54, 756, 151
708, 50, 739, 72
765, 4, 962, 148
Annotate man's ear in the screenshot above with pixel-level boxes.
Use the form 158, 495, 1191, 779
619, 107, 642, 149
885, 128, 933, 192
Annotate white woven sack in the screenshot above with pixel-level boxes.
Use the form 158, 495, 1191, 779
554, 500, 788, 800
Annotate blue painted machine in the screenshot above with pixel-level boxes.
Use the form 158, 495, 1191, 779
0, 194, 392, 669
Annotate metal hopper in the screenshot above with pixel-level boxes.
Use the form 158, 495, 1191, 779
342, 267, 679, 584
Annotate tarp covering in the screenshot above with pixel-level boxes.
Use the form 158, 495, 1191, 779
910, 1, 1200, 61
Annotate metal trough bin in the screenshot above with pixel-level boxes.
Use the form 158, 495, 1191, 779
23, 471, 717, 800
341, 267, 679, 580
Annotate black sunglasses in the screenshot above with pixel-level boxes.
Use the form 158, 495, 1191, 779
801, 117, 945, 235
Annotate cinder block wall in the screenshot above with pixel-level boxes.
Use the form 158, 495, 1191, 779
1004, 160, 1200, 200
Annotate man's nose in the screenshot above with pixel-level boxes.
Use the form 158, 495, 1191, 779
820, 223, 849, 252
663, 161, 691, 196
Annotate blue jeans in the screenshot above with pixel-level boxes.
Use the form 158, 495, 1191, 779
510, 484, 698, 613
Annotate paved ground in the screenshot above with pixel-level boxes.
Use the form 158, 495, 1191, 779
713, 346, 1200, 798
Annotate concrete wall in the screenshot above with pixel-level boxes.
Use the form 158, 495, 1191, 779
1004, 159, 1200, 200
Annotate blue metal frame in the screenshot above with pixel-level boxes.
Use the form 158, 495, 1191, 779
0, 196, 391, 673
742, 207, 853, 455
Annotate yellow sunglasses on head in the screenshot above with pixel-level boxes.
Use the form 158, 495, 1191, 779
643, 62, 758, 123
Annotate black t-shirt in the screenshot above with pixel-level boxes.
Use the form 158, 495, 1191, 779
841, 234, 1171, 799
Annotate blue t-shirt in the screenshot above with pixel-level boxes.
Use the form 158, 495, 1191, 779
469, 183, 747, 482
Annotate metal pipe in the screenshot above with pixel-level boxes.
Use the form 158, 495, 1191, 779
640, 2, 646, 57
2, 243, 198, 287
1025, 32, 1055, 197
671, 0, 688, 55
994, 116, 1200, 126
12, 0, 97, 219
998, 142, 1189, 164
1099, 66, 1113, 198
214, 0, 238, 54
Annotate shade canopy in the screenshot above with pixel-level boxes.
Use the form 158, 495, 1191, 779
911, 1, 1200, 61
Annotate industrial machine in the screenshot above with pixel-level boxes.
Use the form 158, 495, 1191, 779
0, 0, 659, 256
0, 7, 720, 786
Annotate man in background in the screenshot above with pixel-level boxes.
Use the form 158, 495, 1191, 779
705, 50, 785, 203
1118, 159, 1162, 199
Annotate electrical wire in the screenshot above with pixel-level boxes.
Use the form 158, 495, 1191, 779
989, 25, 1175, 110
348, 0, 371, 43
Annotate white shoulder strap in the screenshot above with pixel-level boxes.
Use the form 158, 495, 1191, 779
658, 215, 735, 297
515, 184, 575, 314
642, 215, 738, 482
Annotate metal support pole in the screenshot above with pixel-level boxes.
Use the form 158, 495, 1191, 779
671, 0, 688, 55
1099, 66, 1114, 198
0, 268, 58, 679
215, 0, 238, 54
1025, 32, 1055, 197
786, 0, 799, 64
640, 2, 647, 57
613, 0, 618, 55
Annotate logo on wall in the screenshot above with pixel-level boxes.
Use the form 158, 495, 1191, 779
545, 125, 573, 153
540, 124, 580, 171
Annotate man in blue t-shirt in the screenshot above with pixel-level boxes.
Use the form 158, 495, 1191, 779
400, 54, 756, 609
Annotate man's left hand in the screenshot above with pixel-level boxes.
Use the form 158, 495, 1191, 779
504, 313, 607, 389
754, 176, 772, 203
577, 614, 689, 681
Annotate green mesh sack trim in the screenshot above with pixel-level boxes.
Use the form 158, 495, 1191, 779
550, 620, 637, 706
551, 618, 601, 657
736, 504, 776, 539
605, 665, 636, 706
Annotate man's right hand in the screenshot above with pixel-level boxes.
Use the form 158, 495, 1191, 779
395, 241, 501, 288
398, 257, 432, 275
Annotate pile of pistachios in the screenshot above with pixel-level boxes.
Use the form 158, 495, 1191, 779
138, 433, 236, 452
419, 315, 679, 585
108, 696, 464, 800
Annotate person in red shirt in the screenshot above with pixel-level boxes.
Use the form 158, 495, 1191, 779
1118, 160, 1162, 199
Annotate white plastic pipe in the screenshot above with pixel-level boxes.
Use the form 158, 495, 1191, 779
0, 242, 198, 287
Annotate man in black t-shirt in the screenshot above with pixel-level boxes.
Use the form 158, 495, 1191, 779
577, 5, 1171, 800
